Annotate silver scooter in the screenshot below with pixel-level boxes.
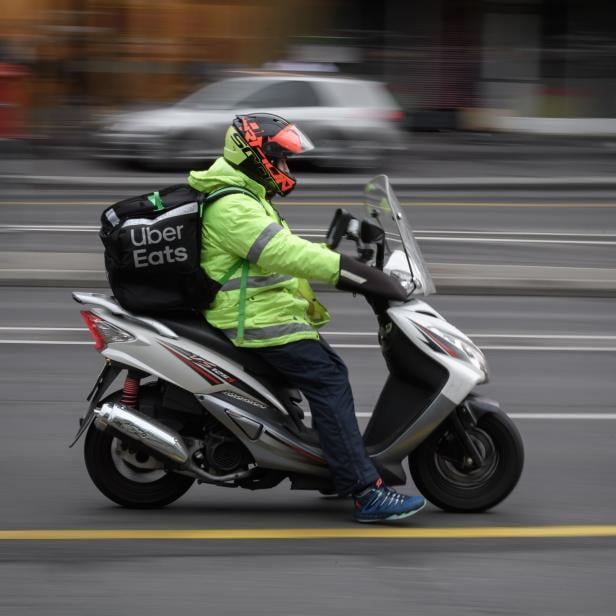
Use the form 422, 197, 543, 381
71, 175, 523, 512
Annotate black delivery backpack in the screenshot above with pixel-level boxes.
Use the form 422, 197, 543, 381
100, 184, 254, 314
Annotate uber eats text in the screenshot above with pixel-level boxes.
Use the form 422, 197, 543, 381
129, 225, 188, 268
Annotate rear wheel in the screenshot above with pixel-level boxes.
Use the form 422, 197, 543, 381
83, 389, 194, 508
84, 426, 194, 508
409, 411, 524, 512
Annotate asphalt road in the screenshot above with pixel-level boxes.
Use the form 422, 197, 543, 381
1, 288, 616, 614
3, 189, 616, 271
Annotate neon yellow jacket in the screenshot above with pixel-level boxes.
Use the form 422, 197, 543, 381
188, 158, 340, 348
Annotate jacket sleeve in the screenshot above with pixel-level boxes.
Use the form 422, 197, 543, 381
206, 194, 341, 284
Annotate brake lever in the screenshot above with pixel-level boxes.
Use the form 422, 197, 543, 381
345, 218, 361, 242
357, 247, 374, 263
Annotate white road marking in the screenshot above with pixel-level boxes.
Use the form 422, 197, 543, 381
1, 328, 616, 352
403, 230, 616, 238
3, 327, 615, 340
479, 346, 616, 352
376, 566, 434, 571
505, 413, 616, 420
329, 344, 379, 349
0, 326, 84, 331
420, 237, 616, 246
333, 344, 616, 351
323, 412, 616, 420
325, 332, 616, 340
294, 233, 616, 246
1, 327, 613, 419
3, 224, 615, 246
468, 334, 616, 339
295, 227, 616, 239
0, 225, 97, 232
0, 340, 91, 345
1, 338, 615, 352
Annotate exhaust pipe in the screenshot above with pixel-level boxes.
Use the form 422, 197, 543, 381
94, 402, 189, 465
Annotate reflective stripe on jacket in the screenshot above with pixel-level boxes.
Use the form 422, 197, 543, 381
188, 157, 340, 348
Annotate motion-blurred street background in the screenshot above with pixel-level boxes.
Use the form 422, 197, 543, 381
3, 0, 616, 144
1, 1, 616, 615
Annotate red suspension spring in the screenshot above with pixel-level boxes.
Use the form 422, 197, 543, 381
121, 374, 140, 408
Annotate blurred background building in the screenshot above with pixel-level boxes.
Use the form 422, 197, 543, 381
1, 0, 615, 144
340, 0, 616, 133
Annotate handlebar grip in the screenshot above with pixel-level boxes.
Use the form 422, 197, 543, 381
336, 254, 407, 301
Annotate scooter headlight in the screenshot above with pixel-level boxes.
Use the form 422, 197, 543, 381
460, 340, 489, 380
389, 270, 419, 293
422, 325, 489, 381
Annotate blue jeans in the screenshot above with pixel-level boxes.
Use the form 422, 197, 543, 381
249, 337, 380, 496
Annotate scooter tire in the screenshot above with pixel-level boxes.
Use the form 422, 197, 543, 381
83, 388, 195, 508
408, 411, 524, 513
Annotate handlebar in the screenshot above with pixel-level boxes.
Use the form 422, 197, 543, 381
325, 208, 386, 269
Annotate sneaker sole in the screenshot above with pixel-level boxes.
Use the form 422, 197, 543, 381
354, 500, 427, 524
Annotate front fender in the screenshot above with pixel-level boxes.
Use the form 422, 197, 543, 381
463, 392, 503, 420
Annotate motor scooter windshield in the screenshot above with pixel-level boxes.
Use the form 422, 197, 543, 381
364, 175, 436, 295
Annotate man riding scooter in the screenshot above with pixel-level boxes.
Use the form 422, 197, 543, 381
187, 113, 426, 522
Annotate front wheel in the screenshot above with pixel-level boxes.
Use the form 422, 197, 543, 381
409, 411, 524, 512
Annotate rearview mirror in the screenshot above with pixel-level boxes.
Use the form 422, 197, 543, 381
325, 209, 354, 249
360, 219, 385, 244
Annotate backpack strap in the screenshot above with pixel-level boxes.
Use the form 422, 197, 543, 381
219, 258, 244, 285
147, 191, 165, 211
203, 187, 261, 342
236, 260, 250, 343
204, 186, 260, 205
205, 186, 260, 286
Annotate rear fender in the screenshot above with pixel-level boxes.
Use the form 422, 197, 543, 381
69, 361, 123, 447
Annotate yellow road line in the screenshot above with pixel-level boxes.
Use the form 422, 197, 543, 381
1, 525, 616, 541
2, 201, 616, 208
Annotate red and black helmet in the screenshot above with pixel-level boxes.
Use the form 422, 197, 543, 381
223, 113, 314, 197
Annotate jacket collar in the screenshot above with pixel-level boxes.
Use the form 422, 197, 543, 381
187, 157, 269, 202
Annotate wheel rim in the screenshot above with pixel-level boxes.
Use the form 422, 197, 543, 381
432, 427, 500, 490
110, 438, 166, 483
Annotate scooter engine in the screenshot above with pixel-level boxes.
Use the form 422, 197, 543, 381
202, 422, 252, 474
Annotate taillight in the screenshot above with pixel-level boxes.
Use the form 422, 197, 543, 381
353, 110, 406, 122
384, 110, 405, 122
81, 311, 105, 350
80, 311, 134, 351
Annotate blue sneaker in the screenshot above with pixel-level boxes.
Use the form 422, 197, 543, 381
354, 479, 426, 523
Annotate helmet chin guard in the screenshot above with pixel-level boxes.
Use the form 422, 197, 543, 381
223, 113, 314, 197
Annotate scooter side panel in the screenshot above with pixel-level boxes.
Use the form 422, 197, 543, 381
199, 394, 330, 476
387, 302, 484, 404
89, 307, 287, 412
365, 299, 482, 472
80, 303, 332, 478
372, 392, 456, 468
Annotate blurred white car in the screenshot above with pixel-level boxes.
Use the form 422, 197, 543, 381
98, 75, 406, 169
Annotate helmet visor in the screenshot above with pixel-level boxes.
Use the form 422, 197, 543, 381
269, 124, 314, 157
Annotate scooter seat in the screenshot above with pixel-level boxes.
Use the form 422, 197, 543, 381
156, 312, 277, 379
